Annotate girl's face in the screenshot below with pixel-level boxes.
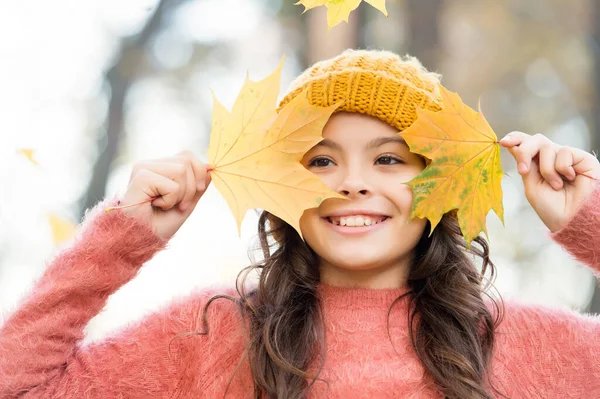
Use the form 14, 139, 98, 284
299, 112, 428, 288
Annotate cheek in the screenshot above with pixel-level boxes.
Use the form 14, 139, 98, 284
398, 165, 424, 182
299, 207, 333, 255
390, 183, 417, 213
391, 167, 423, 208
313, 171, 338, 191
299, 208, 319, 240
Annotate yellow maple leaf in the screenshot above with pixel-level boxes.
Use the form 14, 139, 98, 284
295, 0, 388, 30
17, 148, 39, 167
400, 85, 504, 246
47, 213, 77, 245
207, 59, 346, 237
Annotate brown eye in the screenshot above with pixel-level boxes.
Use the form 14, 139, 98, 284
376, 156, 402, 165
309, 157, 335, 167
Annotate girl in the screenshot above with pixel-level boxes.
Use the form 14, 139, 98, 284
1, 49, 599, 399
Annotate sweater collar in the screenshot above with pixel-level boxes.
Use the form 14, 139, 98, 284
316, 281, 412, 309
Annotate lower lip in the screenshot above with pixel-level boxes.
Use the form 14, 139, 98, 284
322, 217, 389, 236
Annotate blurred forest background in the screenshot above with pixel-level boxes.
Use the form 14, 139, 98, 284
1, 0, 600, 341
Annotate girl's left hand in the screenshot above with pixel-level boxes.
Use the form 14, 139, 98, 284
499, 131, 600, 232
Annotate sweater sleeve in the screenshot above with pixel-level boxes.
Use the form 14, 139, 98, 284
492, 300, 600, 398
550, 181, 600, 276
0, 197, 189, 398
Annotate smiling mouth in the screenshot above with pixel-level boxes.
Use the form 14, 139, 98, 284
324, 216, 390, 227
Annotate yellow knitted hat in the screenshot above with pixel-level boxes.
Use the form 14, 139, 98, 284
278, 49, 443, 132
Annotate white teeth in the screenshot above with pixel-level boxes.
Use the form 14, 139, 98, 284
334, 216, 385, 227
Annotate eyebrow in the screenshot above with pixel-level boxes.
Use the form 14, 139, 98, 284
315, 136, 408, 151
366, 136, 408, 149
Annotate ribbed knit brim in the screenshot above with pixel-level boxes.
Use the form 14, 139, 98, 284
278, 49, 443, 132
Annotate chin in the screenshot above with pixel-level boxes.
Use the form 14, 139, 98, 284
324, 257, 383, 270
301, 216, 426, 271
321, 252, 396, 271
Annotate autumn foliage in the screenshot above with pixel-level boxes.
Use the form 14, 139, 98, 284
207, 59, 345, 237
295, 0, 388, 30
400, 85, 504, 246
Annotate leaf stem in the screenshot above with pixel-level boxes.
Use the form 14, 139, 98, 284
105, 196, 160, 213
579, 172, 599, 181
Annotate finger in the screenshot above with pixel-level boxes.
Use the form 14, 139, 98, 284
185, 153, 211, 191
173, 152, 210, 211
498, 131, 530, 148
159, 155, 197, 212
133, 161, 187, 205
503, 145, 525, 174
500, 131, 535, 173
132, 169, 180, 210
184, 179, 208, 214
152, 155, 198, 211
555, 147, 577, 181
570, 147, 599, 178
538, 145, 562, 190
511, 133, 551, 175
143, 153, 209, 211
509, 142, 537, 175
179, 157, 197, 212
169, 151, 211, 191
522, 153, 543, 193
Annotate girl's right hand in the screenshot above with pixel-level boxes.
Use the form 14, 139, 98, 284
117, 151, 212, 241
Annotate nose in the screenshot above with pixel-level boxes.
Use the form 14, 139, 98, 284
337, 168, 370, 198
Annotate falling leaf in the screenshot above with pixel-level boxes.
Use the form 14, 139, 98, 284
400, 85, 504, 247
17, 148, 39, 167
295, 0, 388, 30
47, 213, 77, 245
207, 58, 346, 237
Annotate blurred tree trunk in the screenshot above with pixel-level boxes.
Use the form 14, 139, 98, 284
588, 0, 600, 314
305, 6, 362, 66
78, 0, 187, 219
407, 0, 443, 71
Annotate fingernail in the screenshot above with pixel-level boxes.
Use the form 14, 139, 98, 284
518, 163, 527, 174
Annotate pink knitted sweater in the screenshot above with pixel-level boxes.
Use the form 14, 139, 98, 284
1, 189, 600, 399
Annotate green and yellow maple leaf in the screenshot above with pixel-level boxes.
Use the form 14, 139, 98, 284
295, 0, 388, 30
400, 85, 504, 246
207, 58, 346, 237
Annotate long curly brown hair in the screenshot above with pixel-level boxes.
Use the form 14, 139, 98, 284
189, 207, 510, 399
